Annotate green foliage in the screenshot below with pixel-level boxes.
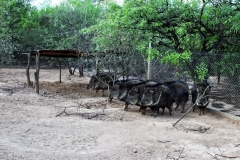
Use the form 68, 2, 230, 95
195, 62, 208, 81
0, 0, 33, 63
1, 0, 240, 82
160, 51, 191, 68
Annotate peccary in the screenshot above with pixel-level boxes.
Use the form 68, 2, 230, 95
193, 80, 211, 115
140, 83, 174, 116
124, 81, 158, 111
109, 79, 145, 104
167, 81, 189, 113
87, 73, 114, 96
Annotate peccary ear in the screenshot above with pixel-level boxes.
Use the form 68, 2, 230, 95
116, 84, 120, 89
134, 87, 138, 92
150, 90, 154, 94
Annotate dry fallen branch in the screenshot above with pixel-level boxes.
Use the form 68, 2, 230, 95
55, 94, 108, 118
56, 107, 106, 118
56, 107, 68, 117
173, 85, 211, 127
235, 144, 240, 147
177, 145, 185, 160
165, 145, 185, 160
187, 126, 210, 133
203, 151, 238, 159
165, 153, 175, 160
203, 145, 238, 159
178, 125, 210, 133
158, 140, 171, 143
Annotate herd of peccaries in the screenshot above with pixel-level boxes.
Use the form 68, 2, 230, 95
87, 73, 211, 116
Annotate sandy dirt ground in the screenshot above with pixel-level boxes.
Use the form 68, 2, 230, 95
1, 68, 240, 160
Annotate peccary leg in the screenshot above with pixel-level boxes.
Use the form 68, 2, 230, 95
141, 106, 147, 115
139, 106, 142, 112
157, 108, 160, 114
95, 90, 98, 96
139, 105, 143, 112
161, 106, 165, 115
181, 102, 186, 113
151, 108, 158, 117
108, 97, 113, 102
124, 103, 129, 111
199, 107, 203, 116
193, 105, 196, 112
73, 66, 77, 75
151, 111, 155, 116
102, 90, 105, 97
175, 99, 180, 111
169, 108, 172, 116
175, 103, 180, 111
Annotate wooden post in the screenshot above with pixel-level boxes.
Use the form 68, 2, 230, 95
35, 51, 40, 94
26, 53, 31, 86
79, 58, 84, 77
96, 58, 99, 75
147, 42, 152, 80
59, 61, 62, 83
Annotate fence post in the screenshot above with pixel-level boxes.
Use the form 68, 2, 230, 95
147, 42, 152, 80
96, 58, 99, 75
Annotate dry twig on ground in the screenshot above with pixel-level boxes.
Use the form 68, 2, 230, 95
173, 85, 211, 127
203, 146, 238, 159
56, 107, 68, 117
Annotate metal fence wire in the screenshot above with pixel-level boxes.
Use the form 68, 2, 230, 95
93, 52, 240, 109
153, 52, 240, 109
2, 51, 240, 108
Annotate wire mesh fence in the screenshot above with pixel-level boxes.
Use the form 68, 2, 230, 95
2, 51, 240, 108
152, 52, 240, 109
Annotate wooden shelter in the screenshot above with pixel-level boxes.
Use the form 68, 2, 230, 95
23, 49, 128, 94
24, 50, 83, 94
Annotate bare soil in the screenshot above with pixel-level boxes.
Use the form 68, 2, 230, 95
1, 68, 240, 160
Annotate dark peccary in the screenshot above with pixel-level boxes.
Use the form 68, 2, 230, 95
193, 80, 211, 115
188, 83, 198, 111
87, 73, 114, 96
124, 81, 158, 111
164, 81, 191, 113
108, 79, 145, 104
140, 83, 174, 116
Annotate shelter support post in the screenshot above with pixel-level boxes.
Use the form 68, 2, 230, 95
26, 53, 31, 87
35, 51, 40, 94
79, 58, 83, 77
59, 61, 61, 83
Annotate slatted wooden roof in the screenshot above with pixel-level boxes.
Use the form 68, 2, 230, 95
22, 49, 127, 58
29, 50, 83, 58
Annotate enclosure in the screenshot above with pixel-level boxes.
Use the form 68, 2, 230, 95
2, 0, 240, 159
1, 68, 240, 159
